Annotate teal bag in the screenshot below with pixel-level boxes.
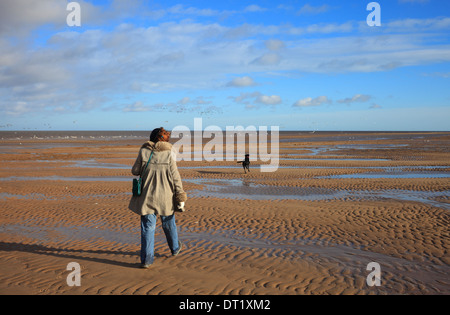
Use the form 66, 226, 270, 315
132, 151, 154, 197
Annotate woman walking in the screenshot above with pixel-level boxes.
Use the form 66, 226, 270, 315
129, 127, 187, 269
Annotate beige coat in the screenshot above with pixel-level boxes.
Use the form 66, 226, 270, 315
128, 141, 187, 216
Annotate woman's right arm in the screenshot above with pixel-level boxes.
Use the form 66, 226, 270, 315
169, 151, 187, 204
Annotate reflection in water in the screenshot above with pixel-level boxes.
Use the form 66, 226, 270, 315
185, 178, 449, 210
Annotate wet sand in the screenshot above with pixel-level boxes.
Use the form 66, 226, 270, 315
0, 131, 449, 295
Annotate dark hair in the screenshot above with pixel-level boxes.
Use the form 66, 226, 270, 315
150, 127, 164, 143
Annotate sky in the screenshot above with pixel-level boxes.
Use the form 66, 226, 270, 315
0, 0, 449, 131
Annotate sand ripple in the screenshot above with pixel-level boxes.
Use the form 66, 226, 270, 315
0, 132, 449, 295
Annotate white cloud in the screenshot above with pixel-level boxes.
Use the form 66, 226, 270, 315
256, 95, 282, 105
338, 94, 372, 104
122, 98, 218, 115
178, 97, 191, 105
385, 17, 450, 32
178, 96, 213, 105
123, 101, 151, 112
4, 101, 32, 116
230, 92, 260, 104
167, 4, 219, 17
0, 0, 135, 36
226, 76, 257, 87
252, 53, 281, 66
265, 39, 285, 51
305, 22, 354, 34
1, 2, 450, 117
154, 52, 185, 66
293, 96, 332, 107
422, 72, 450, 78
297, 4, 331, 15
244, 5, 267, 13
0, 0, 67, 36
231, 92, 282, 107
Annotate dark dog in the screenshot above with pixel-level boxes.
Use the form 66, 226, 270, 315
237, 154, 250, 173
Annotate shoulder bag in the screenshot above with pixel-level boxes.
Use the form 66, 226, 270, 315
132, 151, 154, 197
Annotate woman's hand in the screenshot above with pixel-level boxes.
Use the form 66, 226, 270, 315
177, 202, 185, 212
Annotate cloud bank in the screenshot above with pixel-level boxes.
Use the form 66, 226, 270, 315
0, 0, 449, 130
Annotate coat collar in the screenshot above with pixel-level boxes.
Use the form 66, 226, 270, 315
142, 141, 173, 152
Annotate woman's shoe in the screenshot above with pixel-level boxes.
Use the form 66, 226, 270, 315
173, 241, 183, 256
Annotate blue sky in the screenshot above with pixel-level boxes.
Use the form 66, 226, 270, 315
0, 0, 449, 131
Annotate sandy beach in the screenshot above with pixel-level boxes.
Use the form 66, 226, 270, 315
0, 131, 449, 295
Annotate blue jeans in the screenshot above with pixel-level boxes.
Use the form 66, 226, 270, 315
140, 214, 180, 265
